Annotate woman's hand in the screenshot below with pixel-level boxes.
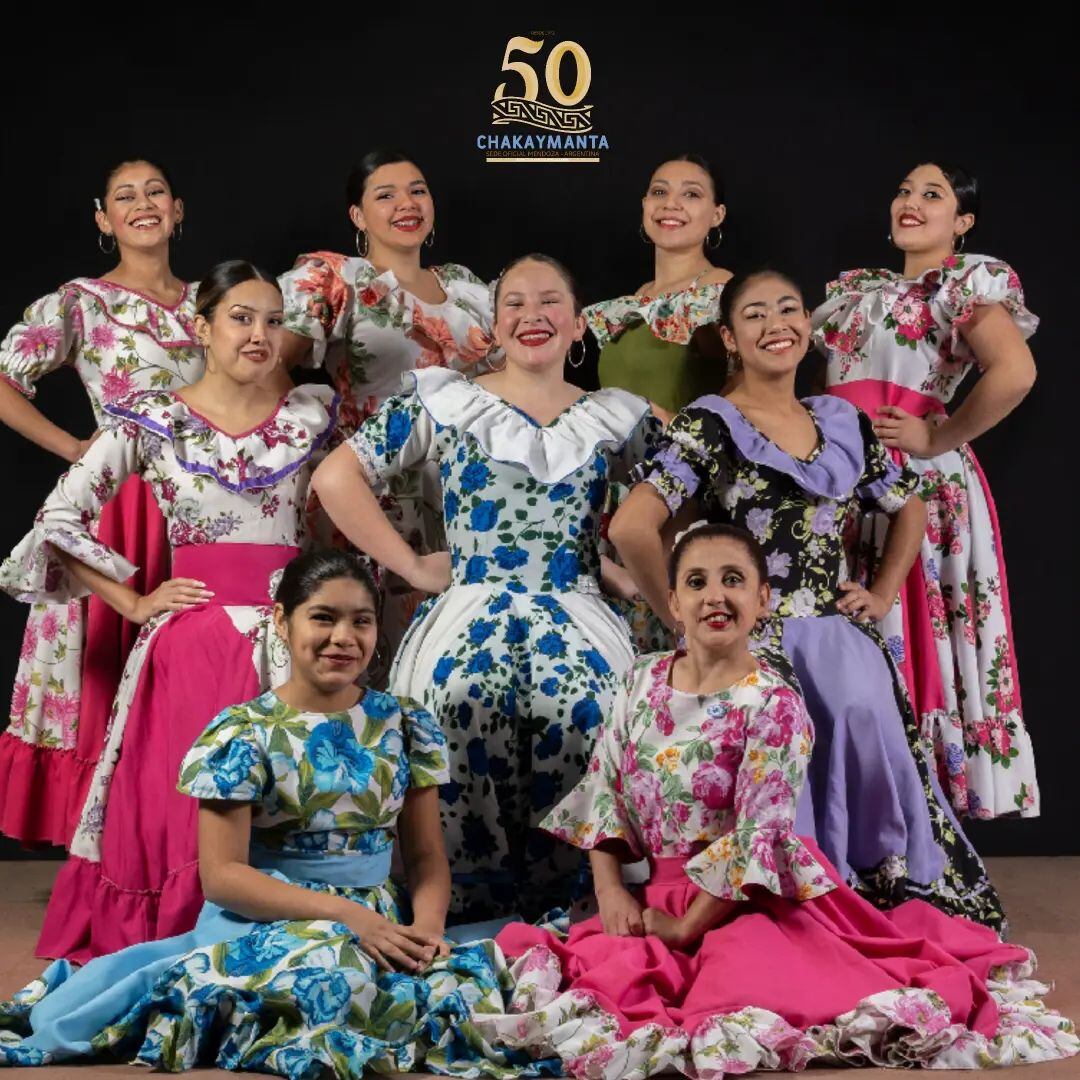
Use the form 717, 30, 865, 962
597, 883, 645, 937
837, 582, 892, 623
873, 406, 938, 458
600, 556, 641, 601
407, 552, 452, 594
129, 577, 214, 624
70, 430, 103, 463
337, 905, 445, 972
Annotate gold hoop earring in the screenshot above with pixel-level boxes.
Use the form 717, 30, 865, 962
423, 226, 435, 249
953, 233, 966, 253
706, 226, 722, 250
355, 230, 369, 258
566, 340, 585, 369
98, 233, 116, 254
487, 350, 508, 372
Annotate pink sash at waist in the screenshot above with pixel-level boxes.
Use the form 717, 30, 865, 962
829, 379, 946, 419
172, 544, 300, 606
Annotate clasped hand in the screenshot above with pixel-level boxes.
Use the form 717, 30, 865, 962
338, 904, 450, 973
873, 405, 939, 458
597, 885, 699, 949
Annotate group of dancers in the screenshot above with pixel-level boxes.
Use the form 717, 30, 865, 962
0, 148, 1071, 1076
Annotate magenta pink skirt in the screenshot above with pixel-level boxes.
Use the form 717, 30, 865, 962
497, 842, 1024, 1038
36, 543, 298, 962
0, 475, 170, 848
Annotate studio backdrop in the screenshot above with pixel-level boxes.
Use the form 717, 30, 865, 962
0, 14, 1074, 857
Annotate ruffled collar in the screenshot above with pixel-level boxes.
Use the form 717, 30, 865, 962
826, 252, 989, 298
584, 280, 724, 347
67, 277, 199, 348
293, 252, 494, 365
692, 394, 865, 499
103, 384, 338, 492
406, 368, 650, 483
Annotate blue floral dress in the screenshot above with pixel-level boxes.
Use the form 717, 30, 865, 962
348, 368, 660, 922
0, 689, 547, 1077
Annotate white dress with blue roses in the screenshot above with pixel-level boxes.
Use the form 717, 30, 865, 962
0, 689, 555, 1077
347, 368, 660, 922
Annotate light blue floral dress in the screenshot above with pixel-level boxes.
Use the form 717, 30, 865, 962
349, 368, 660, 922
0, 689, 549, 1076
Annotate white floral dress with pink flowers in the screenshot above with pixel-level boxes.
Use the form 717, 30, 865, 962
0, 279, 202, 846
812, 254, 1039, 820
280, 253, 498, 659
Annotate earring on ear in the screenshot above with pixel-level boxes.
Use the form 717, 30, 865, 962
172, 221, 184, 242
726, 350, 742, 372
706, 226, 723, 250
566, 340, 585, 369
638, 224, 653, 245
953, 233, 966, 253
423, 226, 435, 249
98, 233, 116, 254
355, 229, 369, 258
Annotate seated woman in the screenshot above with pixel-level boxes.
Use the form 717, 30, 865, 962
483, 524, 1077, 1077
0, 550, 532, 1076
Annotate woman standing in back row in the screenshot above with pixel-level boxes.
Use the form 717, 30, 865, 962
813, 161, 1040, 820
278, 149, 498, 663
0, 159, 204, 848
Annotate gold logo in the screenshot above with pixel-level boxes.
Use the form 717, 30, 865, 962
492, 37, 593, 133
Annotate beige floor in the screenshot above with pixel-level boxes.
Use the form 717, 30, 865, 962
0, 858, 1077, 1078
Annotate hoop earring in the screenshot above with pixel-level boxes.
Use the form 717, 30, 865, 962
638, 224, 653, 245
566, 340, 585, 369
706, 226, 723, 250
486, 350, 508, 372
98, 233, 116, 255
953, 233, 966, 253
355, 229, 369, 258
172, 221, 184, 242
886, 232, 895, 246
727, 351, 742, 372
423, 226, 435, 249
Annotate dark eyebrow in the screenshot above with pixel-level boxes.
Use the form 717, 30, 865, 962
229, 304, 285, 315
372, 178, 426, 192
924, 182, 946, 190
308, 602, 378, 616
742, 294, 800, 311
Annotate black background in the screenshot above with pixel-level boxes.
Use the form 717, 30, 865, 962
0, 15, 1075, 858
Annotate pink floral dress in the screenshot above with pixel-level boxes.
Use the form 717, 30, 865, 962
0, 279, 202, 846
813, 254, 1039, 820
280, 253, 497, 657
484, 652, 1078, 1077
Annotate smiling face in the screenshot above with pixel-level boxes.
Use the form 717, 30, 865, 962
493, 258, 586, 375
95, 161, 182, 253
669, 535, 770, 655
641, 159, 725, 252
719, 273, 811, 379
349, 160, 433, 256
890, 163, 974, 255
195, 279, 285, 384
274, 576, 379, 696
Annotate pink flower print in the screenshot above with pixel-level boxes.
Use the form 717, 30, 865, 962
568, 1044, 616, 1076
10, 678, 31, 726
890, 991, 950, 1035
759, 689, 805, 748
39, 608, 60, 643
15, 324, 62, 360
19, 622, 38, 662
158, 478, 179, 504
261, 494, 281, 519
750, 829, 779, 870
42, 690, 79, 748
691, 759, 736, 810
756, 770, 795, 810
88, 323, 117, 350
458, 325, 494, 366
672, 801, 691, 825
409, 309, 458, 367
890, 292, 934, 342
100, 368, 137, 404
518, 945, 556, 976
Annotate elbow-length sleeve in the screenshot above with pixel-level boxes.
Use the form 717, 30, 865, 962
638, 404, 729, 516
177, 707, 271, 802
685, 683, 834, 901
280, 253, 355, 369
852, 409, 919, 513
346, 388, 438, 485
0, 288, 83, 398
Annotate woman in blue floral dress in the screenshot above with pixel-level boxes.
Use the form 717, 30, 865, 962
611, 269, 1005, 933
314, 254, 659, 923
0, 549, 534, 1076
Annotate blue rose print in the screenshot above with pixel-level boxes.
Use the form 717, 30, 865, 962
433, 655, 458, 687
306, 721, 375, 793
361, 691, 397, 721
535, 723, 564, 760
440, 779, 462, 804
207, 737, 262, 797
466, 737, 489, 775
466, 649, 493, 674
385, 409, 412, 454
488, 592, 512, 614
540, 677, 560, 697
533, 594, 569, 624
548, 544, 580, 589
548, 483, 575, 502
571, 697, 602, 733
464, 555, 489, 584
221, 924, 295, 977
531, 771, 559, 809
504, 616, 529, 645
582, 649, 612, 677
460, 461, 491, 493
470, 500, 498, 532
444, 490, 460, 522
493, 545, 529, 570
537, 631, 566, 658
285, 967, 352, 1025
469, 619, 496, 645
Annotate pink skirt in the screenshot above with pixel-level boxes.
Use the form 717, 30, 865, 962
0, 476, 169, 847
36, 543, 298, 962
497, 844, 1024, 1039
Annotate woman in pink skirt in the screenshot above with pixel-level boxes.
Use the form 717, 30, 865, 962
486, 523, 1076, 1076
0, 261, 338, 962
0, 158, 203, 846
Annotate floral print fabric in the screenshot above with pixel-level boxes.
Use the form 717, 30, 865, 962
813, 254, 1040, 819
543, 652, 835, 901
348, 368, 660, 921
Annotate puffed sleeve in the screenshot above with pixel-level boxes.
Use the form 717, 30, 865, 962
608, 410, 663, 487
685, 683, 834, 901
280, 253, 355, 369
937, 255, 1038, 363
0, 421, 142, 603
539, 669, 643, 859
400, 699, 451, 788
852, 409, 919, 513
177, 706, 270, 802
810, 268, 886, 360
0, 288, 83, 397
346, 389, 438, 484
638, 404, 731, 515
435, 263, 500, 375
